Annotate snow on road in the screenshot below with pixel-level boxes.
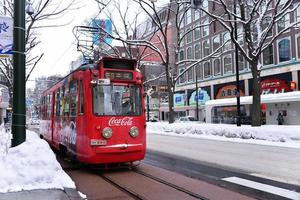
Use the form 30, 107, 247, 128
0, 127, 75, 193
147, 122, 300, 149
0, 122, 299, 194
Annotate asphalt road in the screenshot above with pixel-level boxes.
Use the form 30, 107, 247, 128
146, 133, 300, 186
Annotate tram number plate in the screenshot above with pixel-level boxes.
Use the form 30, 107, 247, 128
91, 139, 107, 146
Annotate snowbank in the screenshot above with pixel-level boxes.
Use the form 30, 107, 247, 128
0, 129, 75, 193
147, 122, 300, 147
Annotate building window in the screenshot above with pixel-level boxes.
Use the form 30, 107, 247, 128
213, 59, 221, 76
213, 35, 220, 52
188, 67, 194, 82
297, 35, 300, 59
263, 45, 274, 65
237, 51, 245, 71
186, 8, 192, 25
202, 18, 209, 37
278, 38, 291, 62
195, 64, 203, 80
194, 10, 200, 20
224, 55, 232, 74
194, 44, 201, 59
179, 50, 185, 61
223, 32, 231, 51
186, 28, 192, 44
179, 68, 186, 84
194, 26, 201, 40
296, 6, 300, 24
179, 13, 184, 29
277, 14, 290, 33
187, 47, 193, 59
203, 40, 210, 57
262, 16, 273, 37
204, 62, 211, 78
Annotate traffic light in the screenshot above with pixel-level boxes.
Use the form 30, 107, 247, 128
191, 0, 203, 9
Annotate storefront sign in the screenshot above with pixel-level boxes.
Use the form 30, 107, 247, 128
174, 93, 185, 107
261, 78, 290, 94
216, 85, 245, 99
0, 16, 13, 57
189, 89, 210, 105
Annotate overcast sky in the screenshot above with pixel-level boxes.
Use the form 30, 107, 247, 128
28, 1, 99, 88
27, 0, 168, 88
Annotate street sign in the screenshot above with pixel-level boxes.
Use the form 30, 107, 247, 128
0, 16, 13, 58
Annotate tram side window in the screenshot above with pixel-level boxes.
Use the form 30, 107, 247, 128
47, 94, 52, 118
63, 86, 70, 116
69, 80, 78, 117
60, 88, 65, 116
56, 90, 61, 117
79, 81, 84, 114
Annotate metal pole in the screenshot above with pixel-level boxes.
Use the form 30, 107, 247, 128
195, 66, 199, 121
147, 93, 150, 122
12, 0, 26, 146
234, 0, 241, 126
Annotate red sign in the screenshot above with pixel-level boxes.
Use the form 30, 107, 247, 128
216, 85, 245, 99
260, 78, 290, 94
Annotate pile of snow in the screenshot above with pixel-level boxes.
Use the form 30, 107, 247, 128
147, 122, 300, 145
0, 129, 75, 193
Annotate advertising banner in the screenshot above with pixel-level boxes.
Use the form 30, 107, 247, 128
0, 16, 13, 57
189, 88, 210, 105
173, 93, 185, 107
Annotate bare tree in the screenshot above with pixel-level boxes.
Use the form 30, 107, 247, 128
93, 0, 231, 123
0, 0, 79, 102
193, 0, 300, 126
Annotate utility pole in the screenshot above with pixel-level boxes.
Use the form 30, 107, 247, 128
234, 0, 241, 126
12, 0, 26, 146
195, 66, 199, 121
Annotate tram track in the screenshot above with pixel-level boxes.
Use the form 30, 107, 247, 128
60, 157, 208, 199
98, 172, 148, 200
93, 167, 209, 200
132, 168, 209, 200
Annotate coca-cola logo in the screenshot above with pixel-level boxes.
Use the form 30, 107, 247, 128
108, 117, 133, 126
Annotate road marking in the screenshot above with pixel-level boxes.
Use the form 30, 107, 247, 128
222, 176, 300, 200
250, 173, 300, 186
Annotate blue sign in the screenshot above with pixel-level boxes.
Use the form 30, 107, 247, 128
189, 89, 210, 105
175, 96, 182, 103
89, 19, 113, 45
174, 93, 185, 106
0, 16, 13, 56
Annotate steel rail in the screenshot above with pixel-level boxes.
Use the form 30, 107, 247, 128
132, 169, 209, 200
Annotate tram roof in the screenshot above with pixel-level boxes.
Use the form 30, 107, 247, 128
205, 91, 300, 107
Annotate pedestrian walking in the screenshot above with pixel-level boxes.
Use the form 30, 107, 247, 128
277, 112, 284, 125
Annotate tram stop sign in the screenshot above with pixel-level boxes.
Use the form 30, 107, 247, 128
0, 16, 13, 58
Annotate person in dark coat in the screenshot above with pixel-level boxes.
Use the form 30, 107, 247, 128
277, 112, 284, 125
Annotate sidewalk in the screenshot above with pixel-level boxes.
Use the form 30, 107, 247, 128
0, 188, 83, 200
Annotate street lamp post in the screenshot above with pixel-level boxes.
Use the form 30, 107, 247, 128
12, 0, 26, 147
12, 0, 34, 146
234, 0, 241, 127
195, 66, 199, 121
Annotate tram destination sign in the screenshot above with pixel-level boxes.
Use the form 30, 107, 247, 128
0, 16, 13, 58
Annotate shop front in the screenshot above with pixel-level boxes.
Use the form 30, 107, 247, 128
212, 84, 248, 124
188, 88, 210, 121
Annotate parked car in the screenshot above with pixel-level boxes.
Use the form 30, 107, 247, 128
177, 116, 196, 122
30, 118, 40, 125
149, 116, 159, 122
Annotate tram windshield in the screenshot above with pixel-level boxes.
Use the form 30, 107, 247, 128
93, 84, 142, 116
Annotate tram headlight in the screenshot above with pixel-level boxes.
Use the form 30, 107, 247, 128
129, 126, 139, 138
102, 127, 113, 139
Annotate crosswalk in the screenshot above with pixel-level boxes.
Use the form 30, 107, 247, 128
222, 176, 300, 200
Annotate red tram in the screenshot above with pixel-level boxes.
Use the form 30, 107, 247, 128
39, 57, 146, 164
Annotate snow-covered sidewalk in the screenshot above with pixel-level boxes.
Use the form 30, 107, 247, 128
147, 122, 300, 149
0, 126, 75, 193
